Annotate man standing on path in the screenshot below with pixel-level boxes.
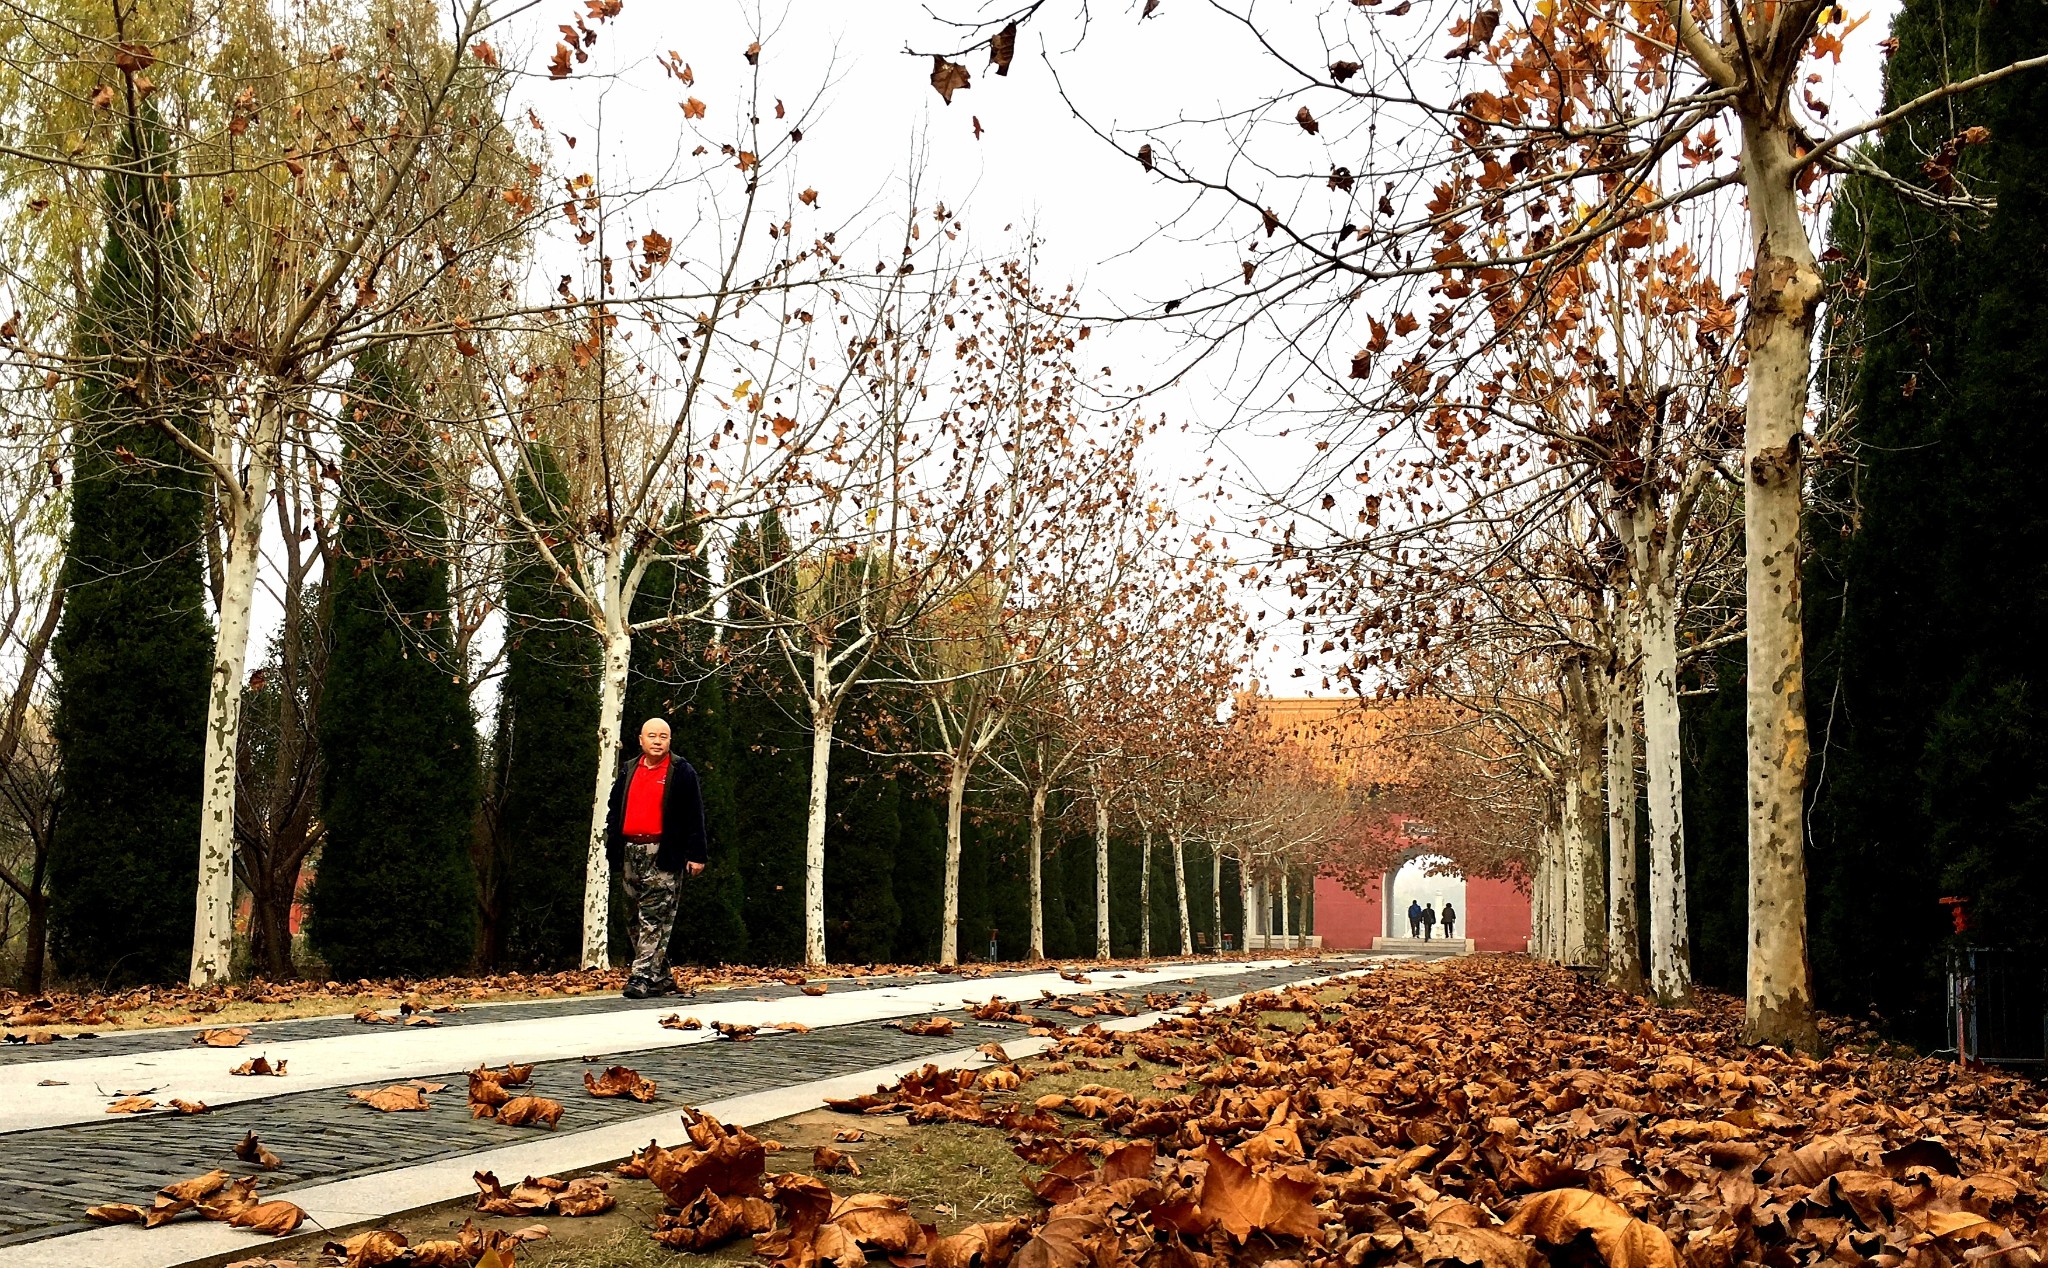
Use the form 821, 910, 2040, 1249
605, 717, 708, 999
1441, 902, 1458, 941
1407, 899, 1423, 938
1421, 903, 1436, 942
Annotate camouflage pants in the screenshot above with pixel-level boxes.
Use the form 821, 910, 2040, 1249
622, 843, 682, 982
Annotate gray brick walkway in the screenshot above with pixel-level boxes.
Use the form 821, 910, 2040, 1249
0, 959, 1371, 1247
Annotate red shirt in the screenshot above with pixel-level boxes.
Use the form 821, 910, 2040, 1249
622, 756, 670, 837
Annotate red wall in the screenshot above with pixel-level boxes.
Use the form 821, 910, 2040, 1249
1314, 870, 1529, 953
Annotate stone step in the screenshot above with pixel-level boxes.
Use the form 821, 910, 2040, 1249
1371, 936, 1473, 954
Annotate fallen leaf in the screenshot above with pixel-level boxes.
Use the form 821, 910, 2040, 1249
348, 1084, 430, 1112
235, 1131, 283, 1170
496, 1095, 564, 1129
197, 1027, 252, 1047
231, 1055, 286, 1076
584, 1065, 659, 1102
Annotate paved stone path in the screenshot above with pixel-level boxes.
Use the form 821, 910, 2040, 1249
0, 955, 1387, 1257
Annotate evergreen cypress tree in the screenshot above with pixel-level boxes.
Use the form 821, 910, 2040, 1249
48, 109, 213, 985
626, 513, 746, 964
494, 448, 601, 969
824, 741, 902, 963
892, 776, 946, 963
308, 349, 479, 978
1802, 0, 2048, 1035
727, 514, 809, 963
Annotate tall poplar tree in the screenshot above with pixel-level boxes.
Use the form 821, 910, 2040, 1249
626, 513, 745, 964
308, 349, 478, 978
48, 109, 212, 985
494, 448, 601, 968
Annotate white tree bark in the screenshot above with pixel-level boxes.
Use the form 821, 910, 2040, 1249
1170, 825, 1192, 955
1739, 119, 1822, 1050
1027, 782, 1047, 960
1605, 668, 1644, 991
1639, 572, 1694, 1004
1561, 660, 1608, 969
940, 753, 970, 966
580, 615, 632, 969
1210, 847, 1223, 953
1138, 823, 1152, 958
1093, 791, 1111, 958
804, 640, 838, 969
189, 407, 281, 986
1279, 869, 1294, 950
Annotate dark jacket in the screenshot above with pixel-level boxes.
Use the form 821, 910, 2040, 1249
605, 754, 710, 874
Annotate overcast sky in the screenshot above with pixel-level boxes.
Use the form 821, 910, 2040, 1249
425, 0, 1905, 695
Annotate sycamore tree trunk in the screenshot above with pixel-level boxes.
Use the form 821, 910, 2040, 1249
1027, 783, 1047, 960
581, 616, 632, 969
940, 753, 971, 967
804, 639, 838, 968
1605, 670, 1644, 992
1561, 661, 1608, 969
1170, 825, 1192, 955
1738, 117, 1823, 1050
1279, 869, 1293, 949
191, 404, 283, 986
1093, 791, 1111, 959
1639, 565, 1695, 1004
1139, 824, 1152, 958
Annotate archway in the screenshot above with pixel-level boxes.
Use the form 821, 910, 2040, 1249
1383, 852, 1467, 940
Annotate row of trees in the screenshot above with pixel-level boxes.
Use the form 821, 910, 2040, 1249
0, 1, 1372, 987
907, 0, 2048, 1048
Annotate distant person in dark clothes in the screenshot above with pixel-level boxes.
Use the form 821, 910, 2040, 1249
1421, 903, 1437, 941
1441, 902, 1458, 940
1407, 899, 1423, 938
605, 717, 709, 999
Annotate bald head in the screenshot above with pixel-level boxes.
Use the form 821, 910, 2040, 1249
639, 717, 671, 763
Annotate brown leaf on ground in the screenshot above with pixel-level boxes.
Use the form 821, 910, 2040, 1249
1195, 1142, 1322, 1242
474, 1170, 557, 1216
1504, 1188, 1678, 1268
227, 1199, 305, 1235
931, 1218, 1032, 1268
348, 1084, 430, 1112
803, 984, 829, 996
235, 1131, 281, 1169
353, 1007, 396, 1025
495, 1095, 564, 1129
167, 1098, 209, 1115
106, 1096, 156, 1113
196, 1027, 251, 1047
324, 1228, 411, 1266
653, 1189, 775, 1249
646, 1114, 766, 1207
899, 1016, 956, 1036
814, 1145, 862, 1175
715, 1020, 759, 1041
556, 1176, 616, 1216
584, 1064, 659, 1102
84, 1203, 147, 1224
231, 1055, 286, 1076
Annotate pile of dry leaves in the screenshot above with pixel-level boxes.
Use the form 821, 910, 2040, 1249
630, 957, 2048, 1268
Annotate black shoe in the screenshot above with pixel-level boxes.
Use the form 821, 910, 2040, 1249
645, 975, 678, 997
623, 977, 653, 1000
